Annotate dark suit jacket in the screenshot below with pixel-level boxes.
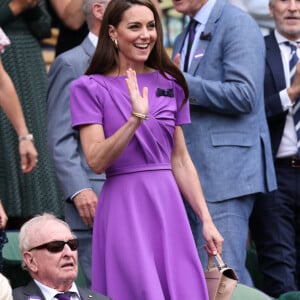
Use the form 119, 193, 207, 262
13, 280, 111, 300
264, 31, 289, 157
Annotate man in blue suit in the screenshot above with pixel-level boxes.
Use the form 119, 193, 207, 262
172, 0, 277, 285
250, 0, 300, 297
47, 0, 110, 287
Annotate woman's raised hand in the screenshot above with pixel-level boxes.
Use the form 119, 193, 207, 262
125, 68, 148, 116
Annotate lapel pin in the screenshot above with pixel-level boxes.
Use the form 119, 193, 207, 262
194, 49, 205, 59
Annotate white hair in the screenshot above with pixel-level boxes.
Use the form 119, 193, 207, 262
19, 212, 71, 253
19, 213, 73, 269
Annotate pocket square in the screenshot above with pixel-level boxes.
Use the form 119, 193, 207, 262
156, 88, 174, 97
200, 31, 212, 41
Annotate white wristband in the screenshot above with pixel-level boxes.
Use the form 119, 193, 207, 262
18, 133, 34, 142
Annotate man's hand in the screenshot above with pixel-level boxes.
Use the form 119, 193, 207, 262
9, 0, 38, 16
173, 53, 181, 70
0, 201, 8, 229
288, 61, 300, 103
73, 189, 98, 227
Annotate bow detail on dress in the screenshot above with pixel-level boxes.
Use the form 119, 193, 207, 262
156, 88, 174, 98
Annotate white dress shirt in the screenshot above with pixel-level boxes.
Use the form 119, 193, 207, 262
33, 280, 81, 300
274, 30, 298, 158
181, 0, 216, 71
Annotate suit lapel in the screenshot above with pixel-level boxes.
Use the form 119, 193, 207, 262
189, 0, 225, 74
81, 36, 96, 61
173, 23, 190, 58
265, 32, 286, 92
78, 287, 99, 300
22, 280, 46, 300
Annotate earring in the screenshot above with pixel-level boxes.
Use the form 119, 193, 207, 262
113, 39, 118, 49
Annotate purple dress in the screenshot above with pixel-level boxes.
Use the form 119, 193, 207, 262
70, 71, 209, 300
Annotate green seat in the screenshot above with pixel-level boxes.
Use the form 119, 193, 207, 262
2, 230, 87, 288
231, 284, 272, 300
76, 260, 87, 288
2, 230, 31, 288
2, 231, 22, 263
246, 241, 264, 290
277, 292, 300, 300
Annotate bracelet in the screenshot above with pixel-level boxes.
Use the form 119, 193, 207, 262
18, 133, 34, 142
132, 112, 148, 120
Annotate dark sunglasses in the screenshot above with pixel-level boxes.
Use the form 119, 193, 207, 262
28, 238, 79, 253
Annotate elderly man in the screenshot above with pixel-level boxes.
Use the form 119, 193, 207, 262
12, 213, 111, 299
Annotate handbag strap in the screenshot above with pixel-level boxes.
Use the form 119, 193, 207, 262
207, 253, 227, 270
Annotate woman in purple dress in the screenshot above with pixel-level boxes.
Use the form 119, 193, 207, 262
70, 0, 223, 299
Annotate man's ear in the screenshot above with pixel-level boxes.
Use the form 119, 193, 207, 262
269, 4, 274, 18
23, 252, 38, 273
93, 2, 104, 20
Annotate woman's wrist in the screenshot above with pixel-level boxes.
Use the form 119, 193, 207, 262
18, 133, 34, 142
132, 111, 148, 120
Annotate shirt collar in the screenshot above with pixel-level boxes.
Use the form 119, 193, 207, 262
88, 32, 99, 48
193, 0, 216, 26
33, 280, 80, 300
275, 29, 300, 45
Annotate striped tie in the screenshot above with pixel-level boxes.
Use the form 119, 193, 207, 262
184, 19, 198, 72
286, 41, 300, 155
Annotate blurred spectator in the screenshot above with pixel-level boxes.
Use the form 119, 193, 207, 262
0, 29, 37, 174
47, 0, 109, 287
0, 200, 8, 273
48, 0, 88, 56
0, 0, 63, 223
250, 0, 300, 297
229, 0, 274, 35
0, 27, 37, 272
0, 273, 13, 300
172, 0, 276, 286
48, 0, 161, 56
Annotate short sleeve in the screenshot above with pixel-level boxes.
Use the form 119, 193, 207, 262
174, 81, 190, 126
70, 75, 104, 128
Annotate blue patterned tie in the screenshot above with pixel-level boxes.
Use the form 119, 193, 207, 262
184, 19, 198, 72
286, 41, 300, 155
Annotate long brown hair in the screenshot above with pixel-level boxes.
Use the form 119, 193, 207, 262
86, 0, 189, 102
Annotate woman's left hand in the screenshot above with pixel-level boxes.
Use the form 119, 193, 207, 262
19, 140, 38, 173
0, 202, 8, 229
202, 220, 224, 256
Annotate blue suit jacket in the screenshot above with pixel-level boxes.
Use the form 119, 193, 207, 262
13, 280, 111, 300
172, 0, 277, 202
264, 31, 288, 157
47, 36, 105, 230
